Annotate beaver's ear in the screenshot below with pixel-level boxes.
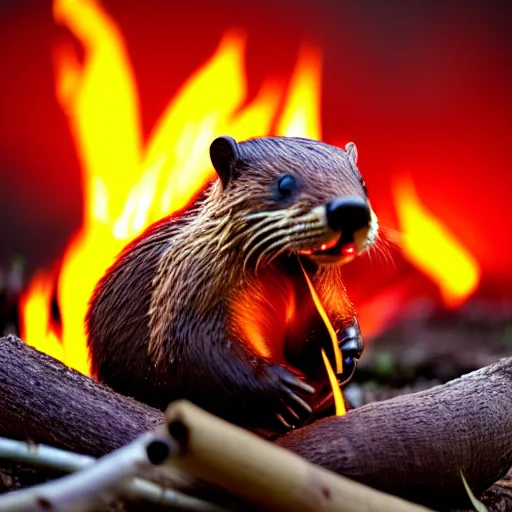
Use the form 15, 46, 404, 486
345, 142, 358, 166
210, 136, 241, 188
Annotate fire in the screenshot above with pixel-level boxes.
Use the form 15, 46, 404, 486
300, 262, 346, 416
19, 269, 62, 362
394, 176, 481, 308
19, 0, 480, 417
276, 43, 322, 140
20, 0, 324, 376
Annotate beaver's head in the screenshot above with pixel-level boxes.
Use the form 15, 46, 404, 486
209, 135, 378, 271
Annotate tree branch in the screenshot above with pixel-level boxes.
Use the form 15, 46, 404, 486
277, 357, 512, 510
0, 335, 510, 511
0, 437, 224, 512
0, 335, 164, 457
165, 400, 434, 512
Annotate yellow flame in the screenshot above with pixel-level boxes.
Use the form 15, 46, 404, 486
20, 0, 324, 375
19, 270, 63, 362
300, 263, 343, 374
394, 176, 480, 308
277, 44, 323, 140
299, 261, 345, 416
322, 349, 346, 416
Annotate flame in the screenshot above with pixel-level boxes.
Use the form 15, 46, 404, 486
322, 350, 346, 416
300, 263, 342, 374
299, 261, 346, 416
276, 44, 322, 139
19, 269, 62, 361
394, 176, 481, 308
18, 0, 480, 418
20, 0, 323, 376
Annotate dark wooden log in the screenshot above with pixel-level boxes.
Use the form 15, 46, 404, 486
0, 335, 511, 511
277, 356, 512, 510
0, 335, 164, 457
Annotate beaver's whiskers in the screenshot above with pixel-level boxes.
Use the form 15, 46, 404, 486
243, 223, 325, 273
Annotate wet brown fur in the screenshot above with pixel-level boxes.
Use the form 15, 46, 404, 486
86, 136, 372, 430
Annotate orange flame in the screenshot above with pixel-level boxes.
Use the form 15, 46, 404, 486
20, 0, 323, 375
394, 176, 480, 308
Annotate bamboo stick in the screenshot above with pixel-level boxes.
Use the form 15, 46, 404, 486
165, 400, 434, 512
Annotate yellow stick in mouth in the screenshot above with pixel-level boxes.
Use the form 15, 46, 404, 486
299, 262, 343, 374
322, 348, 347, 416
299, 261, 346, 416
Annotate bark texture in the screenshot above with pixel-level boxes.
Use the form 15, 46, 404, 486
0, 335, 164, 457
277, 356, 512, 510
0, 335, 511, 511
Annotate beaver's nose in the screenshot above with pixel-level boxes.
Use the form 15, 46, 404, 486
326, 196, 370, 233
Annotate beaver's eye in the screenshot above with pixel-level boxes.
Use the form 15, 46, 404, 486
277, 175, 296, 197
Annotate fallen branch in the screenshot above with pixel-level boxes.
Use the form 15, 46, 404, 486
277, 357, 512, 510
0, 402, 433, 512
0, 432, 225, 512
0, 335, 164, 457
0, 433, 158, 512
0, 437, 223, 512
0, 335, 511, 510
165, 401, 433, 512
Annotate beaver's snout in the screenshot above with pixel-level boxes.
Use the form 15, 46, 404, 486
326, 196, 370, 235
301, 196, 374, 263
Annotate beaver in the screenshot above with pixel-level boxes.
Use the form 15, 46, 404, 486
86, 135, 379, 432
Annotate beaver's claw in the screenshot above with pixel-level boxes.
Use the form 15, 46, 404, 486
269, 365, 314, 429
337, 319, 364, 386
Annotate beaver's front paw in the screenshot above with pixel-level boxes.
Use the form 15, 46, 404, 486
268, 365, 315, 430
337, 319, 364, 386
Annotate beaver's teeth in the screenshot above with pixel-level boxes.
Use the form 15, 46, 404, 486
299, 234, 341, 255
319, 235, 340, 252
